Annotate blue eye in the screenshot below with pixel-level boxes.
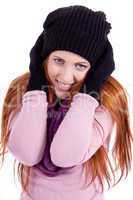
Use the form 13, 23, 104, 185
54, 58, 64, 64
76, 64, 87, 71
54, 58, 87, 71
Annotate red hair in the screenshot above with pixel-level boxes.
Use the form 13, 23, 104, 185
0, 58, 133, 197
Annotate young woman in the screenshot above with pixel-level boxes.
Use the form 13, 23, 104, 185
0, 5, 133, 200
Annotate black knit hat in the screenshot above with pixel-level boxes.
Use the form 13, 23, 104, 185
40, 5, 114, 68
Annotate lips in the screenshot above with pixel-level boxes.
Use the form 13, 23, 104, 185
55, 79, 71, 91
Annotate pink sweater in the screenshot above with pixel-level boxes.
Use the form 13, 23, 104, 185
7, 90, 114, 200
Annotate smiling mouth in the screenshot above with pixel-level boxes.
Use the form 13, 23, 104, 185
55, 79, 72, 91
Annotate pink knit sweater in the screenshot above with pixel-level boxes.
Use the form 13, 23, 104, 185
7, 90, 114, 200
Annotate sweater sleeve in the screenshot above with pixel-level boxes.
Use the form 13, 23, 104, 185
7, 90, 48, 166
50, 92, 114, 167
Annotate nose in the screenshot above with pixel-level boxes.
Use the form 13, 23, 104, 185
59, 67, 74, 85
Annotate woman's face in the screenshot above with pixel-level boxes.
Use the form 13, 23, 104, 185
46, 50, 91, 99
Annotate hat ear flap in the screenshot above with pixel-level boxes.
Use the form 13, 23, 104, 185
94, 40, 115, 76
83, 40, 115, 91
29, 31, 44, 71
29, 31, 44, 57
88, 40, 115, 77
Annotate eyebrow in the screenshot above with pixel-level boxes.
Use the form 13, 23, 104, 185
53, 55, 90, 65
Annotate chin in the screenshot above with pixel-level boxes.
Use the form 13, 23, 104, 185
54, 88, 69, 99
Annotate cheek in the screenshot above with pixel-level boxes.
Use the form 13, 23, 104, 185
47, 65, 60, 79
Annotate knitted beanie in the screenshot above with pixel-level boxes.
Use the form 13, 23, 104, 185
40, 5, 114, 69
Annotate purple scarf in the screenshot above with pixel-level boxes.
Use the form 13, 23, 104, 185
35, 97, 75, 176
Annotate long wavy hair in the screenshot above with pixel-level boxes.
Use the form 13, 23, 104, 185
0, 56, 133, 197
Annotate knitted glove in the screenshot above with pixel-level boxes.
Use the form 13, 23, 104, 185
26, 31, 49, 93
79, 40, 115, 104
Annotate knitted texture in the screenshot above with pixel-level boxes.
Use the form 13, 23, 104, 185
41, 5, 113, 67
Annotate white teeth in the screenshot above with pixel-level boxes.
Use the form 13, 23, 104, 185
58, 80, 67, 85
56, 79, 71, 91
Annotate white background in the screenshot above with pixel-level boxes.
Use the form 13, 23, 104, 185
0, 0, 133, 199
